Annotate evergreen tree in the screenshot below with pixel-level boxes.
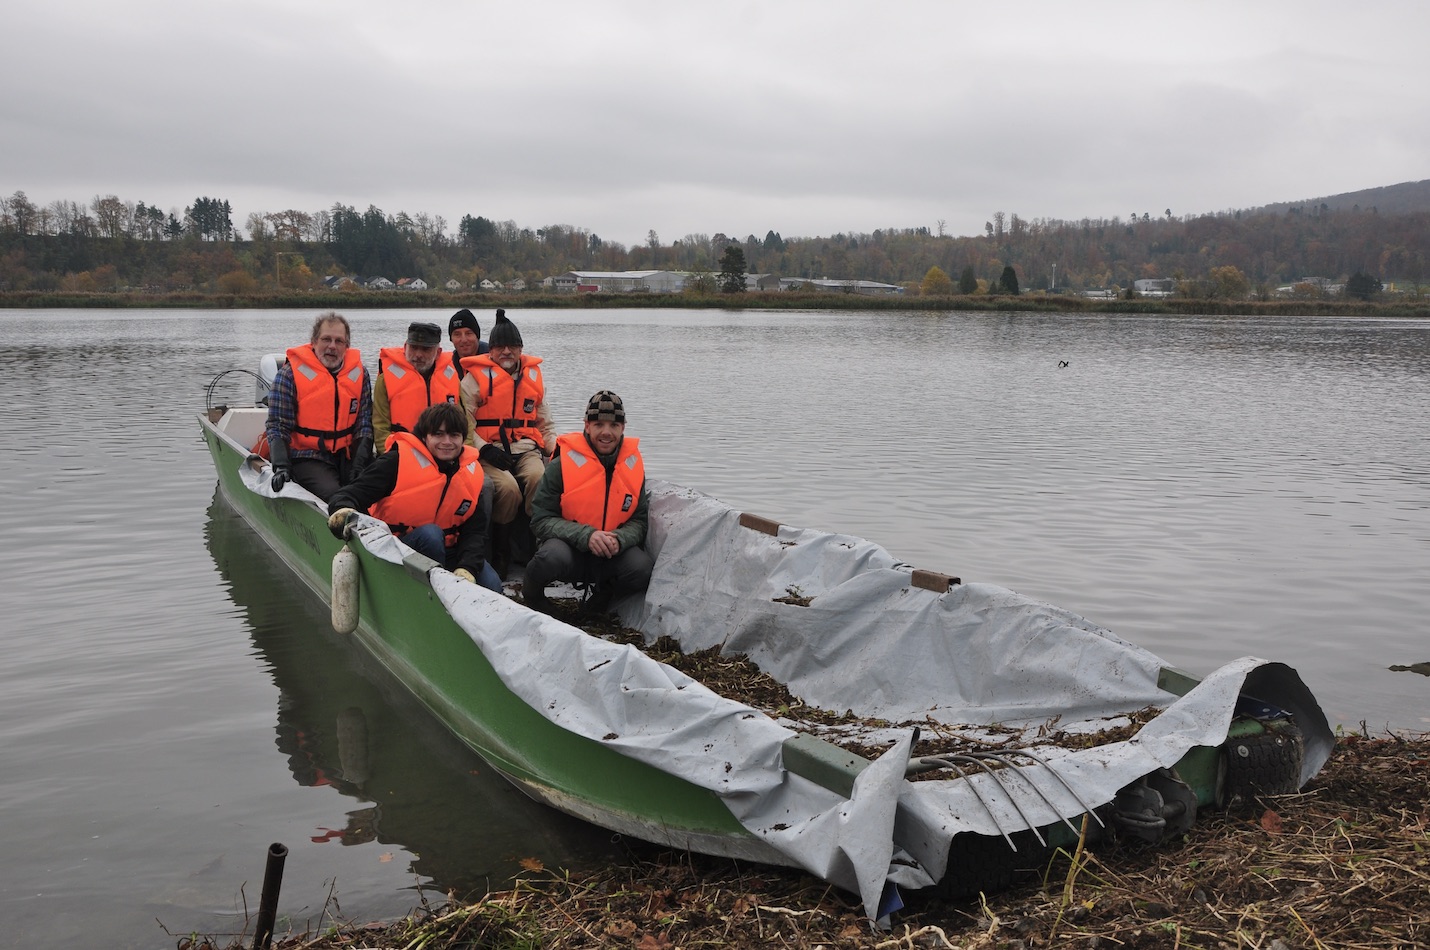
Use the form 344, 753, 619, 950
717, 245, 746, 293
1345, 271, 1382, 300
959, 265, 978, 294
999, 265, 1020, 295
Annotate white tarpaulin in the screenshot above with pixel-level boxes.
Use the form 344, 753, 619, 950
416, 479, 1331, 920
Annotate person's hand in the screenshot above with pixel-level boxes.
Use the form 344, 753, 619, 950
270, 465, 290, 491
453, 568, 476, 584
587, 530, 620, 558
478, 443, 516, 472
328, 507, 358, 540
350, 437, 374, 479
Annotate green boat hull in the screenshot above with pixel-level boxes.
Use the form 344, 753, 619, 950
200, 409, 782, 864
201, 403, 1321, 909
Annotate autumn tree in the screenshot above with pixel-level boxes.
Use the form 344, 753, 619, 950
683, 270, 716, 294
5, 191, 37, 235
921, 265, 954, 296
1208, 265, 1250, 299
91, 195, 129, 239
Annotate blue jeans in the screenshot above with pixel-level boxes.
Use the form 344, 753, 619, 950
404, 524, 503, 592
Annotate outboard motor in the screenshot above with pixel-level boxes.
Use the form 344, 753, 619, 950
257, 354, 287, 405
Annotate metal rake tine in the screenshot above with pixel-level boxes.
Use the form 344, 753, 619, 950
925, 757, 1018, 851
944, 754, 1046, 848
965, 752, 1083, 836
997, 749, 1106, 829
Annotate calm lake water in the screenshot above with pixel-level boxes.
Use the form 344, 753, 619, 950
1, 306, 1426, 947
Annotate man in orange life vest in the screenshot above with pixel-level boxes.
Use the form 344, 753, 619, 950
372, 321, 461, 450
264, 312, 374, 501
325, 402, 503, 592
459, 310, 555, 569
523, 390, 653, 616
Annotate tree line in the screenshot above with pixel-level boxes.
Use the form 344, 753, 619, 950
1, 188, 1426, 298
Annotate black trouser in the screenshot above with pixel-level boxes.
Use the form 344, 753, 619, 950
523, 538, 654, 600
292, 457, 343, 501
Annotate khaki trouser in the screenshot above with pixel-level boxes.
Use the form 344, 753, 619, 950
481, 450, 547, 524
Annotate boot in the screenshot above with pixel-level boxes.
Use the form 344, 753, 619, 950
523, 583, 552, 615
489, 521, 511, 580
578, 585, 615, 620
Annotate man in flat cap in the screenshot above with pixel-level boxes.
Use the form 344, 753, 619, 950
373, 320, 461, 451
447, 308, 488, 380
523, 390, 652, 616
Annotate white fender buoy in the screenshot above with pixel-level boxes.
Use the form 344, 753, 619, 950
332, 544, 360, 634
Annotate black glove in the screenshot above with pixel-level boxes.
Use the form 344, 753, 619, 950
350, 436, 374, 479
478, 442, 516, 472
269, 437, 291, 492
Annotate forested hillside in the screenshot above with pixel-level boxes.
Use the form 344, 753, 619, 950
2, 183, 1427, 297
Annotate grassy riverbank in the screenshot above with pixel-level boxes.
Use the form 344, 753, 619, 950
181, 730, 1428, 949
4, 289, 1430, 318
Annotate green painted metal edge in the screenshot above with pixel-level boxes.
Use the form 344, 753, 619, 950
1157, 666, 1202, 697
781, 733, 870, 799
200, 414, 756, 850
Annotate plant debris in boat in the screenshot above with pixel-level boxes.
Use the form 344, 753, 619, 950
567, 609, 1175, 769
174, 731, 1430, 950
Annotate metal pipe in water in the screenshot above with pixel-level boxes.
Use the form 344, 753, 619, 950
252, 842, 288, 950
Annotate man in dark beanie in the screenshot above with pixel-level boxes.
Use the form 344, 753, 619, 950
447, 308, 488, 378
523, 390, 652, 616
458, 309, 554, 575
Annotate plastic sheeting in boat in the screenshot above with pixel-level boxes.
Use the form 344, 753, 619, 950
240, 460, 1331, 921
425, 480, 1332, 921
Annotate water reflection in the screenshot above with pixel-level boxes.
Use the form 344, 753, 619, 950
203, 489, 622, 895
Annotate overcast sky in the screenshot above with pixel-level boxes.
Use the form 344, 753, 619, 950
5, 1, 1426, 247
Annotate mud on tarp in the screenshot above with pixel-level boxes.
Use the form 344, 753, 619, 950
419, 479, 1332, 921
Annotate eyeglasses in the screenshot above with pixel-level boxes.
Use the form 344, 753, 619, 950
489, 344, 520, 352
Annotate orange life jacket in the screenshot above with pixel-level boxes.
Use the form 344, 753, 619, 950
460, 354, 546, 449
286, 344, 365, 454
555, 432, 644, 531
379, 347, 461, 442
370, 433, 484, 547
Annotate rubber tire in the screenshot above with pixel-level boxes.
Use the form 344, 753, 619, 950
1220, 721, 1304, 808
934, 829, 1053, 900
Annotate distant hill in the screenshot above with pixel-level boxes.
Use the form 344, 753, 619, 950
1256, 179, 1430, 216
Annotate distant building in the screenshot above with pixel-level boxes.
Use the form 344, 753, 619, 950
396, 277, 428, 291
365, 276, 394, 290
508, 277, 527, 292
1133, 278, 1176, 297
560, 270, 686, 293
444, 278, 462, 292
778, 277, 903, 295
